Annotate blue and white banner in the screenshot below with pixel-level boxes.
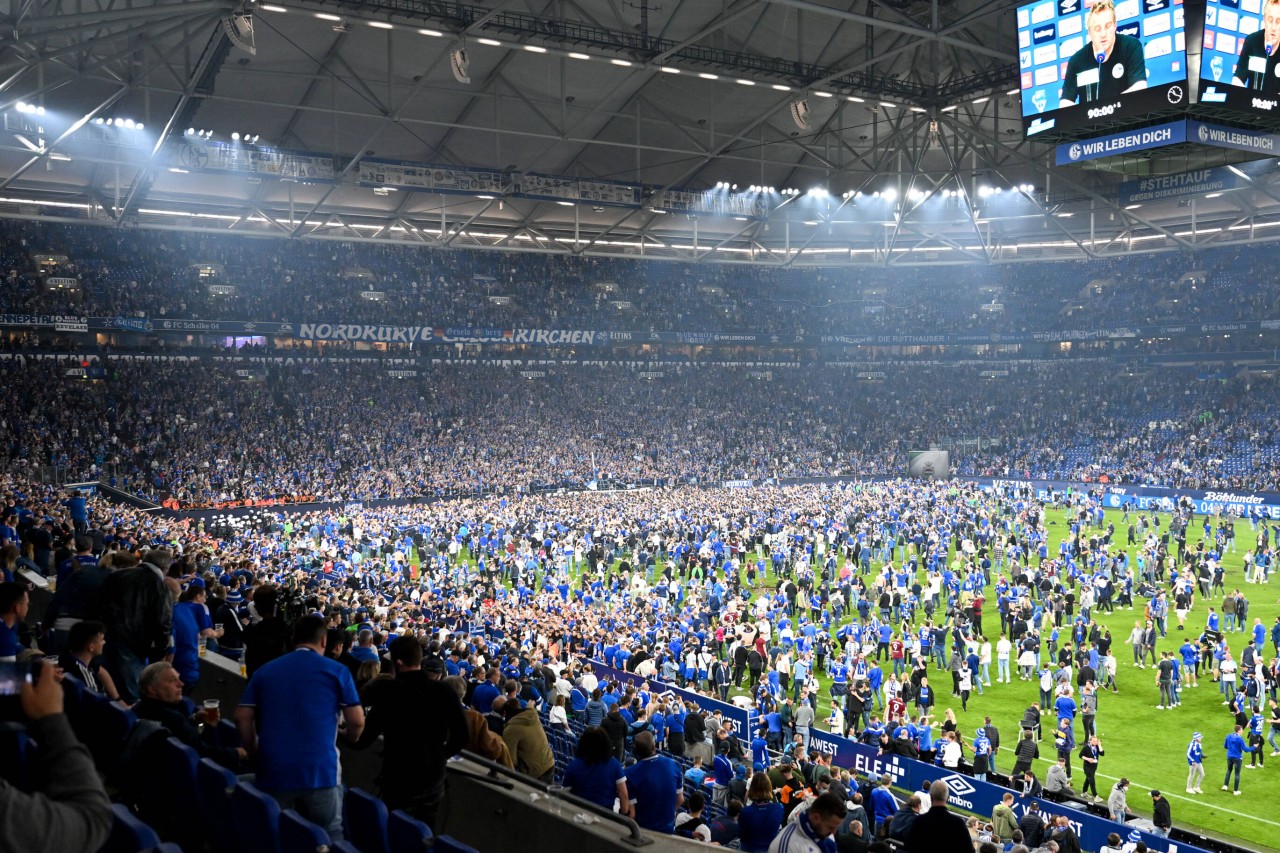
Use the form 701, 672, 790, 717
974, 476, 1280, 520
1115, 166, 1242, 206
778, 730, 1206, 853
1055, 120, 1188, 165
1189, 120, 1280, 154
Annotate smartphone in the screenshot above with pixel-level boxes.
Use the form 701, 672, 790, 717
0, 661, 32, 696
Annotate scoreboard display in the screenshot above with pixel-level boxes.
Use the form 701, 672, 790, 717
1199, 0, 1280, 116
1018, 0, 1189, 137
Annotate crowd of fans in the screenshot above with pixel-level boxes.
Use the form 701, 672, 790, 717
2, 473, 1276, 853
0, 360, 1276, 507
1, 220, 1278, 338
1, 217, 1279, 853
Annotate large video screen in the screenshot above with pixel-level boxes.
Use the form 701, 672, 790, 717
1200, 0, 1280, 114
907, 450, 952, 480
1018, 0, 1189, 137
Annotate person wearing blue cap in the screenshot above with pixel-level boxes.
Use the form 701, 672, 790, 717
971, 727, 992, 782
1186, 732, 1204, 794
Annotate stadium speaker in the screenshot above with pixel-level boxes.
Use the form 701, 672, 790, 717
222, 13, 256, 55
790, 97, 810, 131
451, 47, 471, 84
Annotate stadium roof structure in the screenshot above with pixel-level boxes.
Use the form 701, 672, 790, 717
4, 0, 1280, 265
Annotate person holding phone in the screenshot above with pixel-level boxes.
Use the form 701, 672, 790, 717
1060, 0, 1148, 106
1233, 0, 1280, 92
0, 660, 112, 851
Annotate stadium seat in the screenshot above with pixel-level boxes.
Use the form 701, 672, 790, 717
279, 808, 331, 853
0, 722, 32, 791
97, 803, 161, 853
388, 809, 432, 850
342, 787, 390, 853
78, 691, 139, 767
230, 781, 283, 853
434, 836, 481, 853
154, 738, 201, 844
161, 738, 200, 805
196, 757, 241, 853
213, 718, 241, 749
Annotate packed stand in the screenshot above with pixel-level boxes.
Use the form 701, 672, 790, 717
1, 360, 1277, 507
0, 221, 1279, 339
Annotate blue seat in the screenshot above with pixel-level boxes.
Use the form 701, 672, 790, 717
388, 810, 432, 851
162, 738, 200, 805
434, 836, 480, 853
77, 691, 138, 767
213, 718, 241, 749
342, 788, 389, 853
153, 738, 201, 842
141, 845, 184, 853
97, 803, 161, 853
230, 781, 282, 853
196, 757, 240, 852
280, 808, 331, 853
328, 843, 361, 853
0, 722, 32, 791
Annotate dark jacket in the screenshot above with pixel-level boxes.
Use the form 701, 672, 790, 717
684, 711, 707, 744
1018, 809, 1047, 847
93, 564, 172, 659
1152, 796, 1172, 830
904, 806, 971, 852
134, 697, 244, 771
887, 804, 918, 841
355, 670, 469, 798
212, 601, 244, 651
47, 564, 112, 622
601, 709, 628, 753
241, 617, 290, 678
1013, 736, 1039, 773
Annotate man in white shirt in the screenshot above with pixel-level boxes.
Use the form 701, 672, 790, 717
579, 665, 599, 694
997, 635, 1013, 683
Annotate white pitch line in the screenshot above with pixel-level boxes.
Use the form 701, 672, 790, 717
1026, 753, 1280, 829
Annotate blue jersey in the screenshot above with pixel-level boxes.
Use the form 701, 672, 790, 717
830, 662, 849, 685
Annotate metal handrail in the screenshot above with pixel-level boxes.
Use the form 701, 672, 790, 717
455, 750, 654, 847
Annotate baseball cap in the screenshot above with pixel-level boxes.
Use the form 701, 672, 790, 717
1150, 790, 1161, 798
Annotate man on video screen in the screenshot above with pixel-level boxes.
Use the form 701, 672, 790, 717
1060, 0, 1148, 106
1233, 0, 1280, 92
